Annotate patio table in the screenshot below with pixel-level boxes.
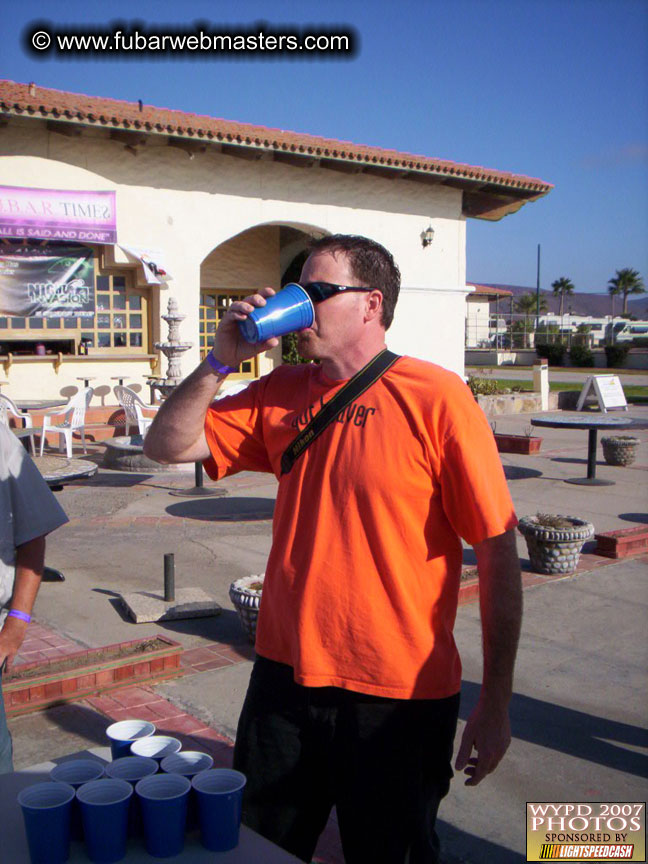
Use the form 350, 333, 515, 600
14, 398, 68, 412
530, 413, 640, 486
0, 747, 301, 863
32, 454, 98, 490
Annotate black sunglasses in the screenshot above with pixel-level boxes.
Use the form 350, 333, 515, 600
301, 282, 378, 303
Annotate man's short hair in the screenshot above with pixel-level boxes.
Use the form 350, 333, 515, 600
308, 234, 401, 330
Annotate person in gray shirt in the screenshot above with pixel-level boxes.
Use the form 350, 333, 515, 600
0, 423, 68, 773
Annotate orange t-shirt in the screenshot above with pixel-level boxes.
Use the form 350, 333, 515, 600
204, 356, 517, 699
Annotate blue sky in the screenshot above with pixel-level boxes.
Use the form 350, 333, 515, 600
2, 0, 647, 294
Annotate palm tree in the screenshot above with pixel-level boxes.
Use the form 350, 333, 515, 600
608, 268, 645, 316
514, 293, 547, 347
551, 277, 575, 334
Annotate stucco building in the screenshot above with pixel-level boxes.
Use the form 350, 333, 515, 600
0, 79, 552, 400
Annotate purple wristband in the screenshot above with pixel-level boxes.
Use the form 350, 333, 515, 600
8, 609, 31, 623
206, 353, 238, 376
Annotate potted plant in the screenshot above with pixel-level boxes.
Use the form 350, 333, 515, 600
517, 514, 594, 575
600, 435, 640, 466
229, 574, 265, 643
491, 422, 543, 455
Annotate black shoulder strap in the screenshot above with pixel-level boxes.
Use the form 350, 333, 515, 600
280, 349, 400, 476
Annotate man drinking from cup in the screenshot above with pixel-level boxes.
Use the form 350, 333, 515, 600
144, 234, 522, 863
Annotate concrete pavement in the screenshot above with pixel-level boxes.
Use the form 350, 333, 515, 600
5, 404, 648, 863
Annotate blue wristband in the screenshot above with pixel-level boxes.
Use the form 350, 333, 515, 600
206, 352, 238, 376
8, 609, 31, 623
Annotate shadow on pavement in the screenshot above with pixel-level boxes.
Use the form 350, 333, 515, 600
90, 590, 134, 623
159, 609, 252, 649
460, 681, 648, 779
9, 703, 110, 770
618, 512, 648, 524
503, 465, 543, 480
70, 469, 153, 487
166, 497, 275, 521
437, 820, 525, 864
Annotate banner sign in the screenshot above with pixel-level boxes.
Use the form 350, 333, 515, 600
0, 243, 95, 318
0, 185, 117, 243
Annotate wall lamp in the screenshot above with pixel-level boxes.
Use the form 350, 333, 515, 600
421, 223, 435, 248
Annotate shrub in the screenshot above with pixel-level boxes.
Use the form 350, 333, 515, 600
282, 332, 304, 365
467, 376, 507, 396
536, 343, 566, 366
569, 345, 595, 367
605, 344, 630, 368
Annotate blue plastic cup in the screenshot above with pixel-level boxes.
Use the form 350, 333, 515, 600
105, 756, 159, 836
135, 773, 191, 858
18, 781, 75, 864
76, 778, 132, 864
192, 768, 247, 852
49, 759, 105, 842
130, 735, 181, 765
106, 719, 156, 760
160, 751, 213, 831
238, 283, 314, 344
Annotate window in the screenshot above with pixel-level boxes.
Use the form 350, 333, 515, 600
85, 273, 148, 351
199, 291, 257, 378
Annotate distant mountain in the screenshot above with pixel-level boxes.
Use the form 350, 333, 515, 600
477, 284, 648, 318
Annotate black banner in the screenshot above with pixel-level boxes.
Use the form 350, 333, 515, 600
0, 242, 95, 317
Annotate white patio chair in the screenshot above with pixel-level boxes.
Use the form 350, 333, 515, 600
0, 394, 35, 454
40, 387, 94, 458
114, 385, 159, 437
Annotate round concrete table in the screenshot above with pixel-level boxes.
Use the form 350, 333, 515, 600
14, 399, 67, 411
531, 413, 638, 486
33, 454, 98, 490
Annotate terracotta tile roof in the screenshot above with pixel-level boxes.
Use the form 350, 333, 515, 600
467, 283, 514, 297
0, 79, 553, 219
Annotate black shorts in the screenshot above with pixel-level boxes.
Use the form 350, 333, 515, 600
233, 656, 460, 863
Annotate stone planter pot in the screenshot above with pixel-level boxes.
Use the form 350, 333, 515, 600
229, 574, 265, 643
600, 435, 640, 467
517, 515, 594, 575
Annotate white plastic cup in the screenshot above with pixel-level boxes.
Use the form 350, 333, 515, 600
106, 719, 156, 760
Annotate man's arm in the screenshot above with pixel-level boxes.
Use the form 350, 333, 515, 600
454, 527, 522, 786
0, 536, 45, 672
143, 288, 279, 465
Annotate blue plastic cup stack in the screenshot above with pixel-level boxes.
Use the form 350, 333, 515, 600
129, 735, 181, 765
105, 755, 159, 836
17, 781, 75, 864
135, 772, 191, 858
192, 768, 247, 852
49, 758, 105, 841
105, 719, 156, 760
76, 778, 133, 864
161, 750, 213, 831
238, 283, 314, 344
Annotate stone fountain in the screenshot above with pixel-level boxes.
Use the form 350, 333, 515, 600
151, 297, 193, 400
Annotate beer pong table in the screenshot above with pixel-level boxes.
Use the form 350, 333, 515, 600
0, 747, 301, 862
